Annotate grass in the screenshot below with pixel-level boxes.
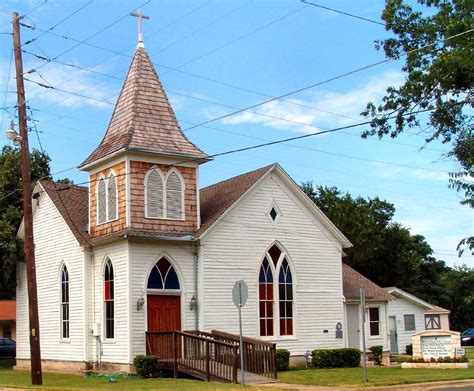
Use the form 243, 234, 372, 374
0, 369, 246, 390
279, 366, 474, 387
467, 347, 474, 361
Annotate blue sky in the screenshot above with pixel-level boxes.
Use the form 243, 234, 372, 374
1, 0, 472, 267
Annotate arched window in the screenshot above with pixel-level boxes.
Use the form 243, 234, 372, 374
278, 258, 293, 336
107, 172, 117, 221
104, 259, 114, 339
259, 257, 274, 336
97, 176, 107, 225
145, 168, 164, 218
165, 170, 184, 220
60, 265, 69, 339
258, 244, 294, 337
147, 257, 180, 290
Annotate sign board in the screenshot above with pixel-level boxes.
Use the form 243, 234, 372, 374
232, 280, 248, 308
455, 348, 466, 357
421, 336, 452, 359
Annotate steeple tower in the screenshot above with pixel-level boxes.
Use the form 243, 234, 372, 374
79, 24, 209, 240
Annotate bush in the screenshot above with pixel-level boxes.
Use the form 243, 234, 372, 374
133, 355, 161, 378
406, 344, 413, 355
276, 349, 290, 371
369, 345, 383, 366
312, 348, 361, 368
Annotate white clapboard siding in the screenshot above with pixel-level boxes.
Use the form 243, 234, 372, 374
129, 241, 195, 358
89, 241, 130, 364
145, 169, 164, 218
387, 298, 425, 353
166, 171, 183, 220
363, 302, 389, 352
200, 172, 345, 355
107, 174, 117, 221
16, 190, 85, 361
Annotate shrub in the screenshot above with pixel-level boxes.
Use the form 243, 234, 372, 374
133, 355, 161, 378
369, 345, 383, 366
312, 348, 361, 368
276, 349, 290, 371
406, 344, 413, 356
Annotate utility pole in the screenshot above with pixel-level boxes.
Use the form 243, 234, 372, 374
12, 11, 43, 386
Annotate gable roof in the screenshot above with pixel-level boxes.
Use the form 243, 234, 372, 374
39, 181, 90, 245
342, 263, 393, 302
198, 164, 275, 236
79, 46, 208, 169
0, 300, 16, 321
385, 287, 449, 313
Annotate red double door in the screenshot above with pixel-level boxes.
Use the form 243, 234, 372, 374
147, 294, 181, 332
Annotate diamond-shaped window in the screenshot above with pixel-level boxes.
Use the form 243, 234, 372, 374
270, 207, 278, 221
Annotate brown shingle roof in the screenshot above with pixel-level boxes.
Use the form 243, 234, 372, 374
197, 164, 275, 236
39, 181, 90, 245
0, 300, 15, 321
79, 46, 208, 168
342, 263, 393, 302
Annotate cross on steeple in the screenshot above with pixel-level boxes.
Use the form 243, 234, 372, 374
130, 8, 150, 47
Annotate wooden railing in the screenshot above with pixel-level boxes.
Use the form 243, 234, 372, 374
210, 330, 277, 380
146, 331, 239, 383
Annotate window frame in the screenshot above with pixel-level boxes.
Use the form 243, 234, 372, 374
60, 264, 70, 341
96, 170, 119, 226
404, 314, 416, 331
425, 314, 441, 330
368, 306, 381, 337
144, 167, 165, 219
103, 259, 115, 340
278, 257, 293, 336
164, 168, 186, 221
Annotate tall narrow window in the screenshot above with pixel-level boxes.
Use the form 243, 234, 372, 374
104, 259, 114, 339
145, 169, 164, 218
107, 173, 117, 221
166, 171, 184, 220
278, 258, 293, 336
369, 307, 380, 336
259, 257, 274, 336
97, 177, 107, 225
60, 265, 69, 339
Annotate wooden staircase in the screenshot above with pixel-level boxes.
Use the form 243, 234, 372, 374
146, 330, 277, 384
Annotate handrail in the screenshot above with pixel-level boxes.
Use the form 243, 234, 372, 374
211, 330, 277, 348
147, 330, 236, 348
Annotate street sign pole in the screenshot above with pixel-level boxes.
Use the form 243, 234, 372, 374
360, 288, 368, 382
233, 280, 248, 387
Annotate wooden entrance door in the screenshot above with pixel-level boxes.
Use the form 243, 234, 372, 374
147, 294, 181, 332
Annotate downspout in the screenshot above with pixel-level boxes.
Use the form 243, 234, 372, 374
193, 245, 199, 331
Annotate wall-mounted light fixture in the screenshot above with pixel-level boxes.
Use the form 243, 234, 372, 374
5, 121, 22, 146
136, 297, 144, 311
190, 295, 197, 311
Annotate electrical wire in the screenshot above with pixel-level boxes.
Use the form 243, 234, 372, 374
301, 0, 385, 26
0, 49, 14, 132
20, 0, 47, 19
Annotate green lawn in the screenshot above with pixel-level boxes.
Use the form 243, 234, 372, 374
279, 366, 474, 387
467, 347, 474, 361
0, 369, 244, 390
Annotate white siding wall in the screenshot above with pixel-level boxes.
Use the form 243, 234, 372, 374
129, 241, 195, 359
387, 298, 425, 353
364, 302, 389, 352
201, 173, 345, 355
88, 241, 130, 364
16, 191, 85, 361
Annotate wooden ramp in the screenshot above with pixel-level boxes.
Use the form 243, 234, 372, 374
146, 330, 277, 384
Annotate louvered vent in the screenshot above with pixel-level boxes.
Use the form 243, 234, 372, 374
97, 177, 107, 225
107, 174, 117, 221
166, 171, 183, 220
146, 169, 164, 218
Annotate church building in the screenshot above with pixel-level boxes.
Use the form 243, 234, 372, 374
16, 32, 391, 374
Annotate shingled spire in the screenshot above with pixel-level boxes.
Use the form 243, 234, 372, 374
79, 46, 208, 168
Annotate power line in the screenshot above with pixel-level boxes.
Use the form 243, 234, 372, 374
181, 28, 474, 132
20, 0, 47, 19
301, 0, 385, 26
1, 49, 14, 132
23, 0, 93, 47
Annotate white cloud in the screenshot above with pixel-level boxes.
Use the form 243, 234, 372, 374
216, 69, 405, 133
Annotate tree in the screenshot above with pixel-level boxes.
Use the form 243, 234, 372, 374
0, 146, 51, 299
362, 0, 473, 254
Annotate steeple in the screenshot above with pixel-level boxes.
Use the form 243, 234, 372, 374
79, 46, 209, 169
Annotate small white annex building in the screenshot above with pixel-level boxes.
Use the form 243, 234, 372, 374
385, 287, 450, 354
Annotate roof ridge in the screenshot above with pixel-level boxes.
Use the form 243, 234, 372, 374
201, 163, 276, 191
